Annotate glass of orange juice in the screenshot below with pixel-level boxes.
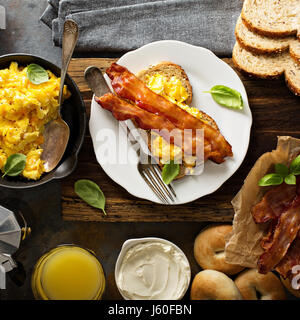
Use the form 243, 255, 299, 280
31, 245, 105, 300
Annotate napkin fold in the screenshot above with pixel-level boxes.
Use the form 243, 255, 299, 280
41, 0, 242, 56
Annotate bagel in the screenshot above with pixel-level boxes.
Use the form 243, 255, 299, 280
194, 225, 244, 275
281, 276, 300, 298
190, 270, 242, 300
235, 269, 286, 300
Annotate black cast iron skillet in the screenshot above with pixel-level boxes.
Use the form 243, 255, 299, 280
0, 53, 86, 188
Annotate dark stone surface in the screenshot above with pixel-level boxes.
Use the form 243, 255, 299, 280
0, 0, 206, 300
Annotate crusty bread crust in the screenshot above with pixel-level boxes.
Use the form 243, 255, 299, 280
290, 41, 300, 64
232, 42, 300, 95
241, 13, 298, 39
235, 15, 293, 55
232, 42, 285, 79
285, 68, 300, 96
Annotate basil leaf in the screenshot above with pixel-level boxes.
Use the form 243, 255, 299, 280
284, 174, 296, 185
275, 163, 289, 177
258, 173, 283, 187
74, 179, 106, 215
161, 161, 180, 185
2, 153, 27, 178
290, 155, 300, 175
205, 85, 243, 110
26, 64, 49, 85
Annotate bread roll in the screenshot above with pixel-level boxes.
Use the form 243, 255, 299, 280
190, 270, 242, 300
194, 225, 244, 275
235, 269, 286, 300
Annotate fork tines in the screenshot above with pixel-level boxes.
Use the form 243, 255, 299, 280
142, 164, 176, 204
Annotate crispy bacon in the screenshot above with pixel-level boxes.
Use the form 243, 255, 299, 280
257, 194, 300, 274
253, 176, 300, 277
251, 183, 297, 224
106, 63, 232, 163
261, 218, 278, 251
95, 93, 211, 158
276, 233, 300, 279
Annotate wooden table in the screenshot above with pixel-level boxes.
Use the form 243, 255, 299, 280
61, 58, 300, 222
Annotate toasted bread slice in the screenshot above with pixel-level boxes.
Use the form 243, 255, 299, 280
241, 0, 300, 38
232, 42, 300, 96
137, 61, 193, 105
235, 15, 295, 54
137, 62, 219, 179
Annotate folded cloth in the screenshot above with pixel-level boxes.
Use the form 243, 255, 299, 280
40, 0, 242, 56
40, 4, 58, 28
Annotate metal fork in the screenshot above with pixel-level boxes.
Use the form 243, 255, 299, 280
125, 126, 177, 204
84, 66, 177, 204
137, 156, 177, 204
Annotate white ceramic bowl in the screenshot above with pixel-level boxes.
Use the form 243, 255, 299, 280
115, 237, 191, 300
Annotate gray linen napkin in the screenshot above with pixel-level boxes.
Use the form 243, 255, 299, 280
41, 0, 242, 56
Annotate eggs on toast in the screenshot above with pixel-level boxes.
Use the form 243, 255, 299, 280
136, 62, 220, 179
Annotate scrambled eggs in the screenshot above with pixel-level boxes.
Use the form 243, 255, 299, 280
0, 62, 70, 180
145, 74, 202, 166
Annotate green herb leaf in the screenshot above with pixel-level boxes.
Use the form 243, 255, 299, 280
290, 155, 300, 175
26, 64, 49, 85
205, 85, 243, 110
284, 174, 296, 185
275, 163, 289, 177
2, 153, 27, 178
161, 161, 180, 185
74, 179, 106, 215
258, 173, 283, 187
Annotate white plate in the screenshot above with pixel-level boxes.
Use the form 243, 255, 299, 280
89, 40, 252, 205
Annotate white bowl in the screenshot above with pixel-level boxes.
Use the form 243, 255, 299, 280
115, 237, 191, 300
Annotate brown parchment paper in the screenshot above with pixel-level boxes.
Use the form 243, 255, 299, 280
225, 136, 300, 268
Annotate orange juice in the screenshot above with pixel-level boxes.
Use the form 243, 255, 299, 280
31, 245, 105, 300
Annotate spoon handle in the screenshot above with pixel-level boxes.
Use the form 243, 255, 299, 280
58, 19, 79, 107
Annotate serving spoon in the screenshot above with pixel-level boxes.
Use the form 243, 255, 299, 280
41, 19, 79, 172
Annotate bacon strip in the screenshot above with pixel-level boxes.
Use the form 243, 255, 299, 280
95, 93, 211, 158
106, 63, 232, 163
257, 194, 300, 274
276, 233, 300, 279
251, 183, 297, 223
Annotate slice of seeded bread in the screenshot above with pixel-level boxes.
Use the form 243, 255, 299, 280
241, 0, 300, 38
290, 40, 300, 64
137, 61, 193, 105
232, 42, 300, 95
235, 15, 295, 54
285, 59, 300, 96
233, 42, 288, 79
137, 62, 219, 179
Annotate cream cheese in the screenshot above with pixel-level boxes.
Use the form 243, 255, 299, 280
116, 241, 190, 300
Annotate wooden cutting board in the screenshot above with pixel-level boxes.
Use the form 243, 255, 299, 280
62, 57, 300, 222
